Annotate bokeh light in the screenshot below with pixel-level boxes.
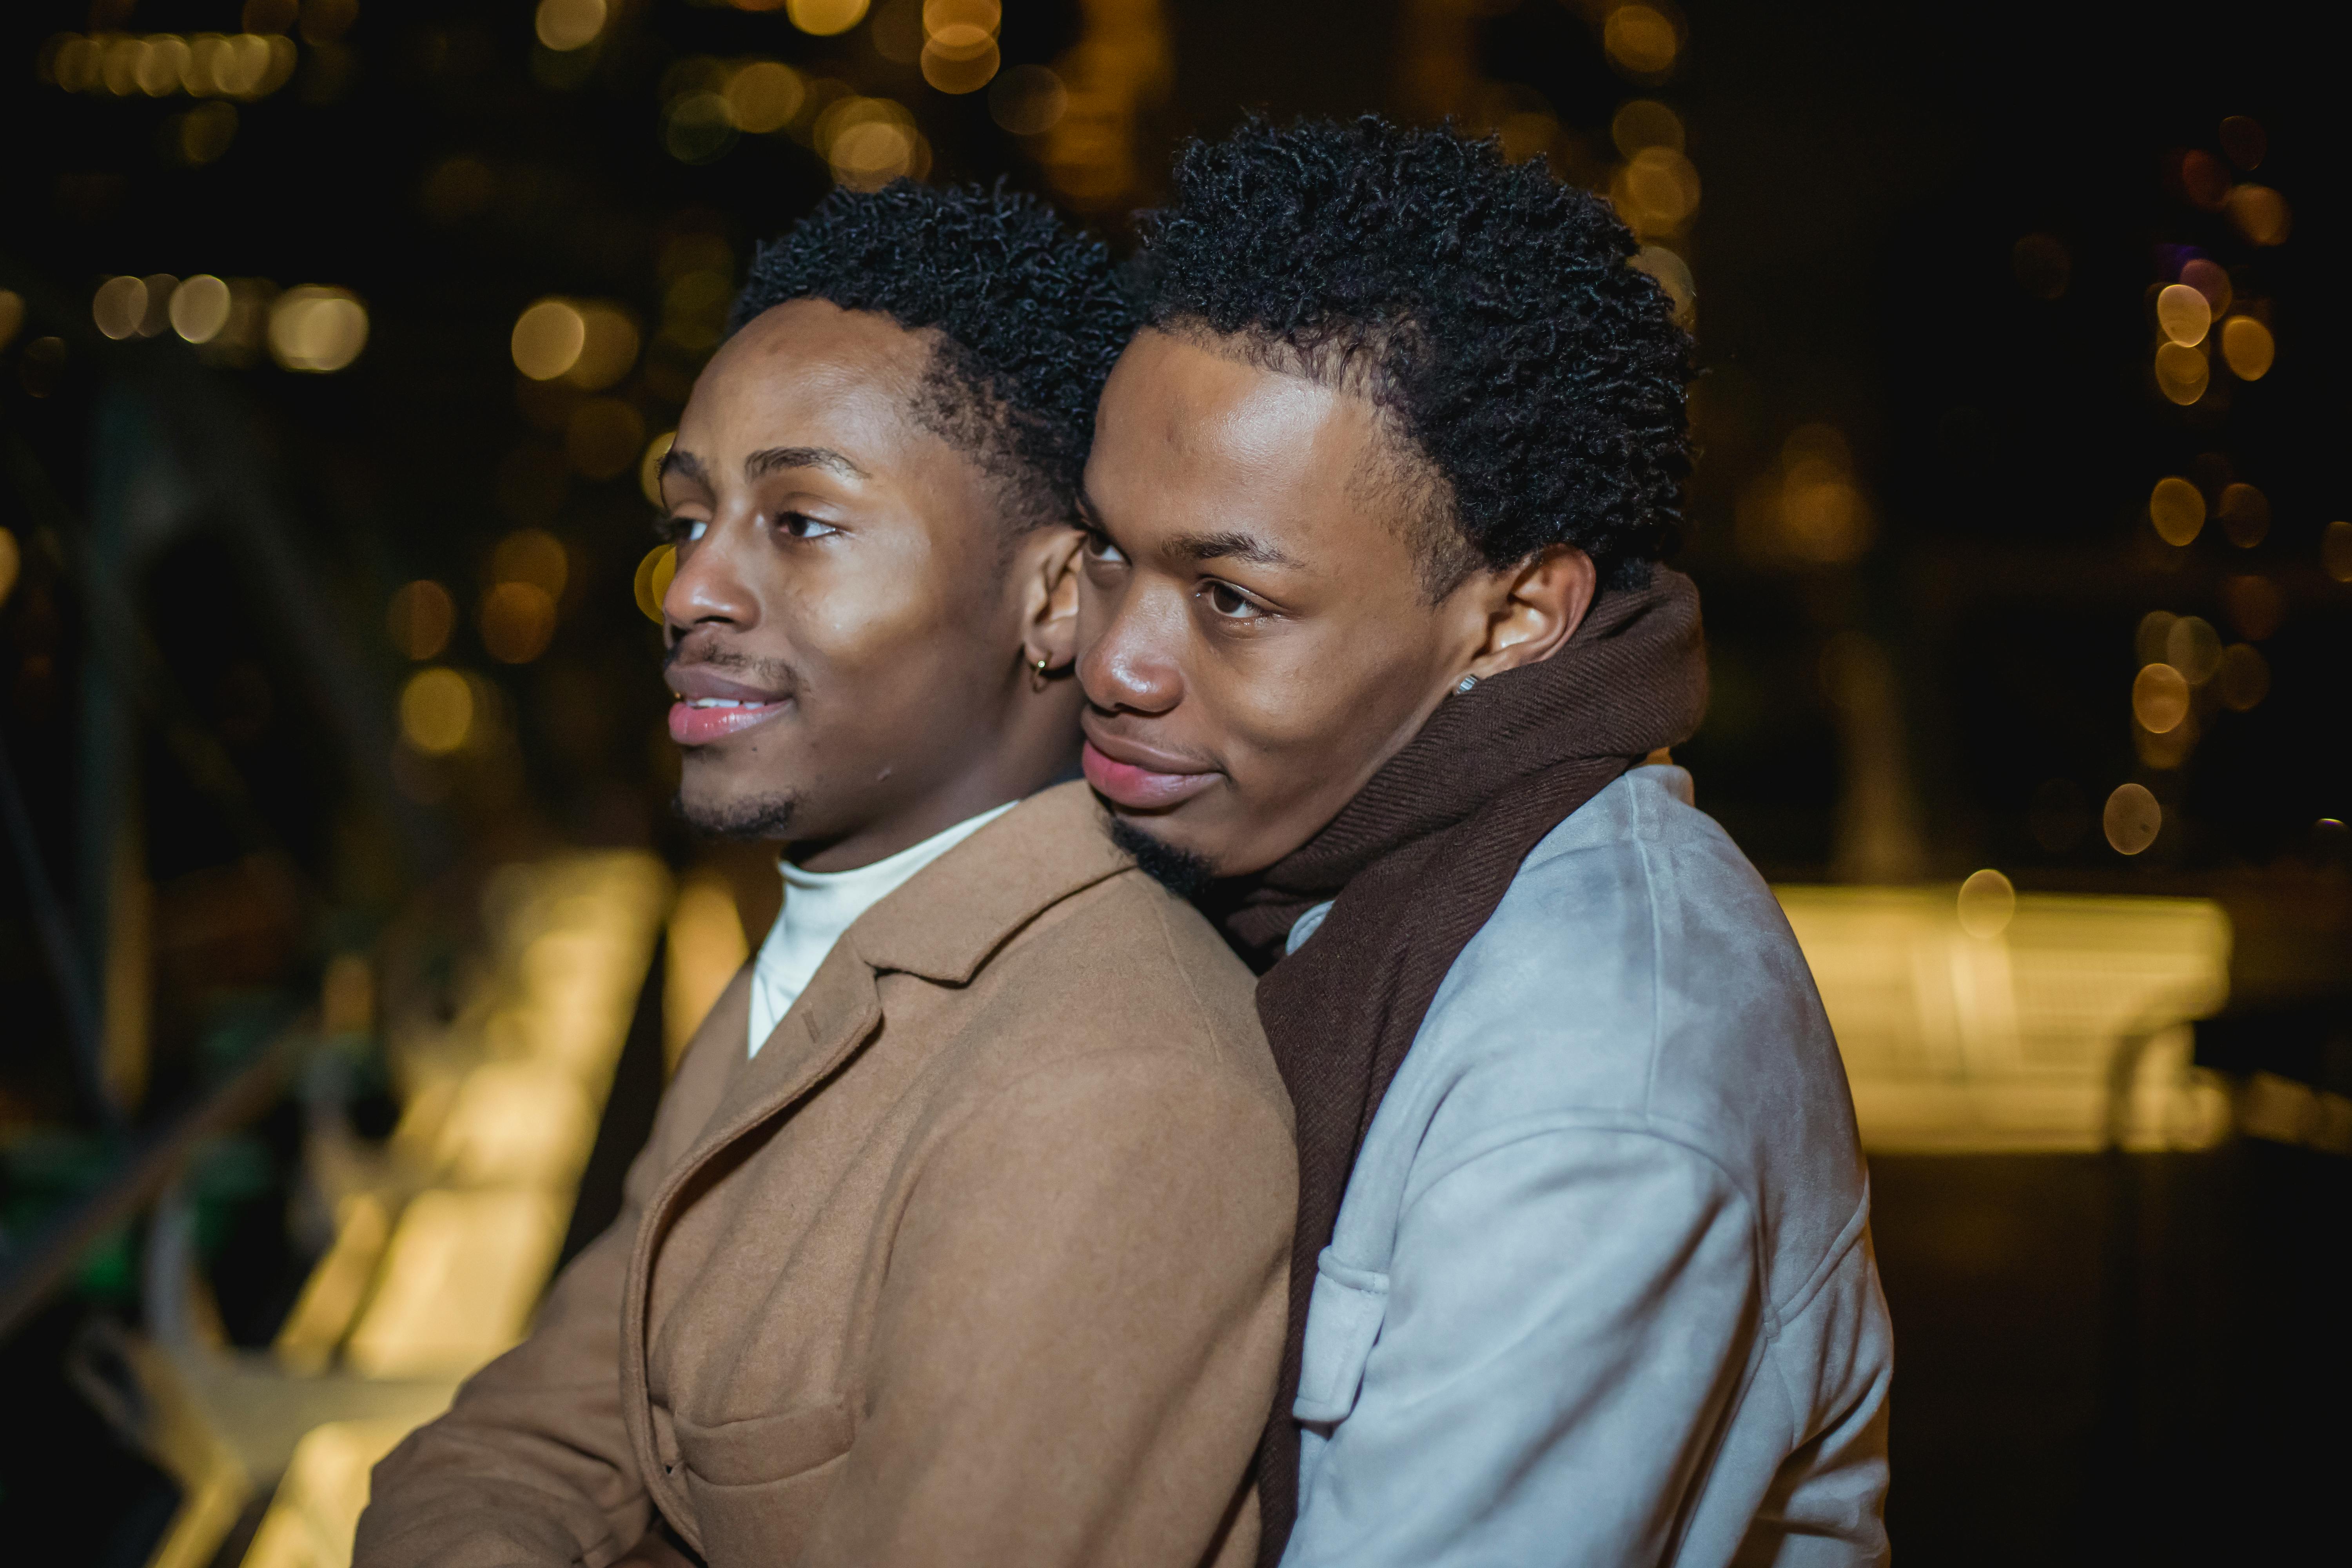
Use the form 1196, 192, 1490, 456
724, 61, 804, 132
268, 286, 368, 372
2220, 315, 2274, 380
1956, 869, 2015, 939
0, 290, 22, 352
138, 275, 178, 336
1610, 99, 1684, 157
2179, 258, 2231, 313
2216, 482, 2269, 548
664, 91, 739, 163
2132, 663, 2189, 733
634, 544, 677, 623
2103, 783, 2161, 855
989, 65, 1067, 134
535, 0, 607, 52
2154, 283, 2210, 347
1632, 246, 1696, 325
93, 276, 147, 340
399, 668, 475, 755
45, 30, 296, 99
1736, 425, 1873, 567
2216, 644, 2269, 711
2134, 610, 2177, 668
788, 0, 871, 36
567, 305, 641, 391
481, 582, 559, 664
169, 274, 232, 344
2152, 341, 2208, 405
493, 529, 570, 600
817, 97, 924, 188
1603, 4, 1679, 76
2225, 184, 2291, 245
2147, 476, 2203, 545
387, 580, 456, 661
2178, 149, 2229, 210
512, 299, 587, 381
0, 527, 19, 609
640, 431, 676, 506
2163, 615, 2220, 684
920, 0, 1001, 91
1612, 145, 1700, 237
922, 33, 1000, 93
2324, 520, 2352, 583
172, 101, 240, 166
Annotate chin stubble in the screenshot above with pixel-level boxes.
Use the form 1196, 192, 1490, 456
1108, 817, 1218, 900
672, 786, 799, 840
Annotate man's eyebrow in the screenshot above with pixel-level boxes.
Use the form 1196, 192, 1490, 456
658, 447, 710, 488
1167, 529, 1307, 570
745, 445, 867, 482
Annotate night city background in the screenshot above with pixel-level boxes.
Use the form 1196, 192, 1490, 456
1, 2, 2345, 1564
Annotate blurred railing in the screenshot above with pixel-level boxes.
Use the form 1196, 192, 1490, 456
1780, 885, 2235, 1154
72, 849, 675, 1568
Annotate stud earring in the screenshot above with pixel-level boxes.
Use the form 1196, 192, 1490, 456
1454, 673, 1480, 694
1028, 653, 1054, 692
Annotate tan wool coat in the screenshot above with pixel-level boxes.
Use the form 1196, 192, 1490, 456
357, 783, 1298, 1568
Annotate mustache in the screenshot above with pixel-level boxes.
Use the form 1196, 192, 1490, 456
663, 635, 799, 692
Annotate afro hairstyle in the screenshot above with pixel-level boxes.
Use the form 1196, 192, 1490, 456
1134, 116, 1693, 592
728, 179, 1136, 533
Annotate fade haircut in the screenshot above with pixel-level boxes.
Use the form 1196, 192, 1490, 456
729, 180, 1137, 533
1133, 116, 1694, 593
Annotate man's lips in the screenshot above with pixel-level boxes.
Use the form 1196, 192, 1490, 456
667, 694, 790, 745
1080, 738, 1220, 811
666, 660, 790, 745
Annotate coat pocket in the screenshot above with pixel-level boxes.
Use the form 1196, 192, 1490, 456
1292, 1249, 1389, 1424
675, 1395, 858, 1563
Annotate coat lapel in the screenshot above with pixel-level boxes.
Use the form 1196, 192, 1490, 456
613, 780, 1134, 1549
619, 946, 884, 1548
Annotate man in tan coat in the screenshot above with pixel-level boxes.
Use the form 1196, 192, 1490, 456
358, 185, 1295, 1568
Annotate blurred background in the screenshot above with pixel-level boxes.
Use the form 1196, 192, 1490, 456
1, 1, 2345, 1564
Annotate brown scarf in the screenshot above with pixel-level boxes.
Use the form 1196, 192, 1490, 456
1227, 567, 1708, 1563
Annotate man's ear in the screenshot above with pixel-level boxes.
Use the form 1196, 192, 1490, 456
1466, 544, 1597, 678
1018, 524, 1087, 673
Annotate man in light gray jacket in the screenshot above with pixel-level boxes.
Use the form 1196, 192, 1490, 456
1070, 116, 1893, 1566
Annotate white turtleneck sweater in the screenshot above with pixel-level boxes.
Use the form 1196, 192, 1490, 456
746, 801, 1018, 1057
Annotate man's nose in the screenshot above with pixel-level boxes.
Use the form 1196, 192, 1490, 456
662, 521, 759, 633
1077, 581, 1185, 717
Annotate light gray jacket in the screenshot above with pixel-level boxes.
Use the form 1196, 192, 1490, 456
1279, 765, 1892, 1567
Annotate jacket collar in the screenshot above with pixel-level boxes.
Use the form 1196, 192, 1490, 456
843, 779, 1130, 984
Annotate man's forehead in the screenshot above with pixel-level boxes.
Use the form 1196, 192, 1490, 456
679, 306, 933, 461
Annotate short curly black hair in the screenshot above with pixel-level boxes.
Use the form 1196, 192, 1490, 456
730, 180, 1135, 532
1134, 117, 1692, 592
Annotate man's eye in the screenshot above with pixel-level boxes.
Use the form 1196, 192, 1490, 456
1202, 581, 1262, 619
662, 516, 708, 543
779, 512, 839, 540
1082, 530, 1127, 566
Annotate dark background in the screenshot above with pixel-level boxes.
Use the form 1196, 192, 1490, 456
3, 1, 2347, 1562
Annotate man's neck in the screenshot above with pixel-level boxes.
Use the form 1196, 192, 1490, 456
787, 751, 1073, 873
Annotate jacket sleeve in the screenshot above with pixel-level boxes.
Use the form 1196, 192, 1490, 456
793, 1049, 1298, 1568
357, 982, 749, 1568
1283, 1127, 1760, 1568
